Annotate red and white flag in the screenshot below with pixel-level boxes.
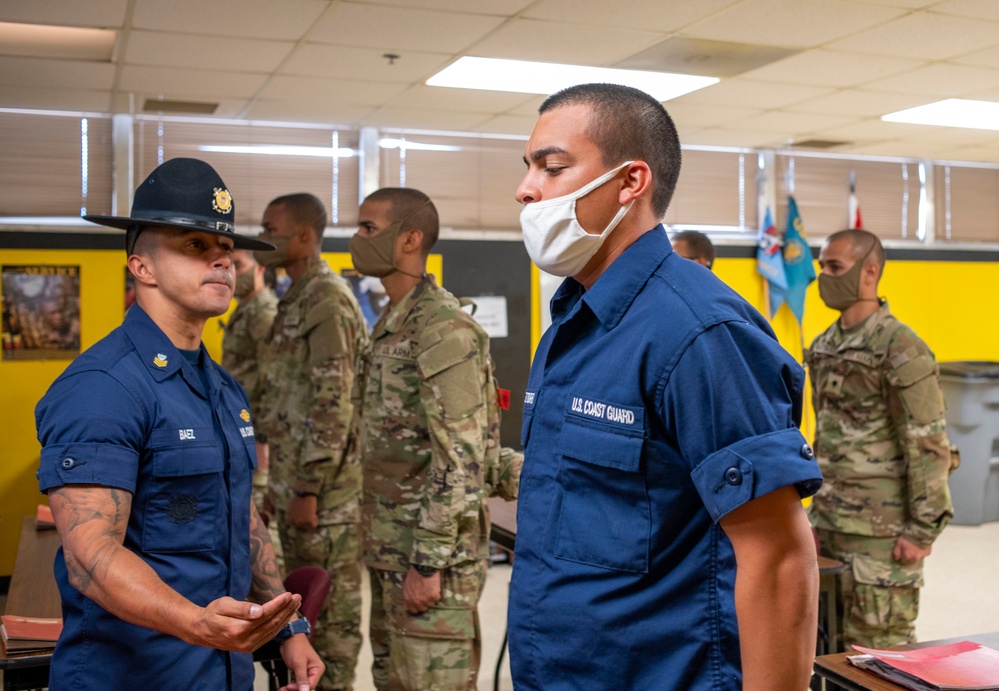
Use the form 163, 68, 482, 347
848, 173, 863, 229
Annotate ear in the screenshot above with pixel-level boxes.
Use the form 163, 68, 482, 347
398, 227, 424, 255
619, 161, 653, 205
127, 254, 158, 287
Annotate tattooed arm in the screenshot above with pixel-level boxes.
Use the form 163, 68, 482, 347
49, 485, 301, 653
249, 502, 326, 689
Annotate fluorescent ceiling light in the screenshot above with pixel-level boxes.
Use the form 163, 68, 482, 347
379, 138, 461, 152
199, 145, 355, 158
882, 99, 999, 131
0, 21, 115, 61
426, 56, 718, 101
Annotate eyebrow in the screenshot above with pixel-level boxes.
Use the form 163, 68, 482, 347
524, 145, 568, 165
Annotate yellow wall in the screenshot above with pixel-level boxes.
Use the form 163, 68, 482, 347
0, 249, 442, 574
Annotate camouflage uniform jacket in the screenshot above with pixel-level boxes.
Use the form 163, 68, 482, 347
358, 277, 501, 573
222, 288, 278, 413
805, 300, 953, 547
256, 261, 368, 523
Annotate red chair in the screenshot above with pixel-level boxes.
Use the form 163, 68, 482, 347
283, 565, 331, 633
257, 566, 332, 689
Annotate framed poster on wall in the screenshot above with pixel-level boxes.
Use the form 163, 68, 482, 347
2, 264, 81, 360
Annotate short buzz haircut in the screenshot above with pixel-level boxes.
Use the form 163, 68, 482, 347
826, 228, 886, 275
268, 193, 327, 241
364, 187, 439, 255
539, 83, 682, 218
672, 230, 715, 268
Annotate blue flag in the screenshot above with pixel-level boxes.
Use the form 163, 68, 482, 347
756, 205, 787, 318
770, 196, 816, 324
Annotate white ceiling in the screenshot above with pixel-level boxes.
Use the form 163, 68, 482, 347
4, 0, 999, 162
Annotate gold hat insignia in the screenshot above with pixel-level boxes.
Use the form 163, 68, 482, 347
212, 188, 233, 214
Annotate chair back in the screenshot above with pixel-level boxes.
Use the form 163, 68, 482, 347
283, 566, 331, 633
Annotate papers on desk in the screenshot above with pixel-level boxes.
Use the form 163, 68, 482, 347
1, 615, 62, 653
848, 640, 999, 690
35, 503, 55, 529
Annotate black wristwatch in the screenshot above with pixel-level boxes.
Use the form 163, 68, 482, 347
413, 564, 438, 577
275, 617, 311, 644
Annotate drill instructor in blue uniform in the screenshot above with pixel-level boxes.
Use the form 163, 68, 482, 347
507, 84, 824, 690
35, 158, 323, 691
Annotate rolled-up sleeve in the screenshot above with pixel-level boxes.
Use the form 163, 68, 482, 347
663, 320, 823, 521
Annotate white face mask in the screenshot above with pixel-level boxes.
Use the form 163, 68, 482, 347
520, 161, 635, 277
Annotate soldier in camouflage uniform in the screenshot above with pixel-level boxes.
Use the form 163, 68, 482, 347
254, 193, 368, 690
806, 228, 954, 649
222, 249, 278, 515
349, 187, 517, 691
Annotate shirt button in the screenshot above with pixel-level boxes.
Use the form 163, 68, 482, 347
62, 457, 76, 469
800, 443, 815, 460
725, 467, 743, 485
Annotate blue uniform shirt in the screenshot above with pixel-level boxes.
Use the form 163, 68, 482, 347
508, 228, 823, 691
36, 304, 258, 691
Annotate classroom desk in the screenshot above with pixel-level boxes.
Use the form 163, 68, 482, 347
813, 631, 999, 691
0, 516, 60, 691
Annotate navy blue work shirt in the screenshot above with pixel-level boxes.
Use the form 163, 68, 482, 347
508, 227, 823, 691
36, 304, 258, 691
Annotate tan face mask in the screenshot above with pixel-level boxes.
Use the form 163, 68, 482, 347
233, 268, 255, 299
349, 200, 432, 278
348, 221, 400, 277
818, 244, 878, 311
253, 234, 291, 269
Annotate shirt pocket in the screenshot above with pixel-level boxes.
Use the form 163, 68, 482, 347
555, 418, 649, 573
142, 435, 224, 553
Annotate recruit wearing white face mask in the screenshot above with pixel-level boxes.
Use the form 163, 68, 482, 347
520, 160, 634, 277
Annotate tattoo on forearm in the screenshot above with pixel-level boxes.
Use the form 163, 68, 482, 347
50, 486, 131, 595
249, 507, 284, 602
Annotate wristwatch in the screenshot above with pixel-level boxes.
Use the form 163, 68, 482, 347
292, 490, 317, 498
275, 617, 311, 644
412, 564, 438, 577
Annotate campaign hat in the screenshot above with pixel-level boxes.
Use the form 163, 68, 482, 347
84, 157, 274, 253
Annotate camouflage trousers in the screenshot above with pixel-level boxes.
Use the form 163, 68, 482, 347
367, 561, 486, 691
817, 529, 922, 649
279, 516, 362, 691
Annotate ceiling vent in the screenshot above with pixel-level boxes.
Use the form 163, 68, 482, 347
793, 139, 851, 149
142, 99, 218, 115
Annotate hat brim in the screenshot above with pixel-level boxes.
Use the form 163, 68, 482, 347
83, 215, 275, 251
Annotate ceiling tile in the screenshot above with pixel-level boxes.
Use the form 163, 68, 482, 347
728, 110, 860, 136
0, 0, 128, 28
741, 49, 923, 88
662, 102, 764, 129
348, 0, 534, 14
932, 0, 999, 22
309, 3, 505, 53
131, 0, 329, 40
0, 56, 114, 90
280, 44, 449, 83
679, 127, 787, 148
259, 75, 409, 106
241, 100, 376, 126
681, 0, 904, 48
788, 89, 930, 117
862, 63, 999, 97
827, 11, 999, 60
673, 78, 833, 109
363, 106, 494, 131
845, 0, 937, 7
464, 18, 663, 65
468, 115, 537, 137
125, 30, 293, 72
522, 0, 744, 33
387, 85, 540, 113
947, 45, 999, 70
118, 65, 268, 100
0, 85, 111, 112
